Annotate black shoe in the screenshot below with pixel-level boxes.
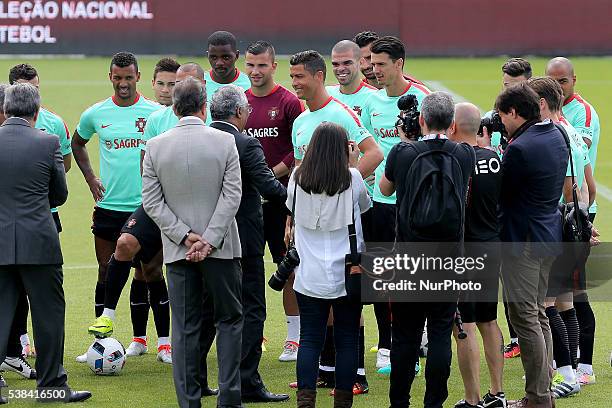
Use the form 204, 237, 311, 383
242, 387, 290, 403
67, 390, 92, 403
0, 395, 7, 405
201, 386, 219, 397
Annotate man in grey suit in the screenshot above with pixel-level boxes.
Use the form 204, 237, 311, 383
141, 77, 243, 408
0, 83, 91, 404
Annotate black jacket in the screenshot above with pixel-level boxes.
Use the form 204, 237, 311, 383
211, 121, 287, 257
0, 117, 68, 265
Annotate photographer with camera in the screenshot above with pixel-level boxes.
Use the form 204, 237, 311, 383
285, 122, 371, 408
380, 92, 475, 408
449, 103, 506, 408
495, 83, 568, 408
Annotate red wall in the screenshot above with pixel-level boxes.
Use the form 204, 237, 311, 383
0, 0, 610, 55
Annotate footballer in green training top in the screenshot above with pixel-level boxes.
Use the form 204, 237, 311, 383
204, 31, 251, 124
360, 37, 430, 209
71, 52, 159, 351
546, 57, 601, 216
289, 50, 382, 178
9, 63, 72, 232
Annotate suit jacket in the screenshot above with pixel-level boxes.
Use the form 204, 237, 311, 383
499, 121, 568, 247
0, 117, 68, 265
211, 121, 287, 257
142, 116, 242, 263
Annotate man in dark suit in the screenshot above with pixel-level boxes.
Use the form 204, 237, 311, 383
210, 84, 289, 403
0, 83, 91, 404
496, 83, 568, 408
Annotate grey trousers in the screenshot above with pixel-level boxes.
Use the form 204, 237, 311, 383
167, 258, 243, 408
0, 264, 68, 389
501, 242, 554, 407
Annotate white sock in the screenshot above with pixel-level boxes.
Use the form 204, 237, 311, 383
102, 308, 115, 320
578, 363, 593, 375
286, 315, 300, 343
157, 337, 170, 348
19, 334, 30, 347
357, 368, 366, 376
510, 337, 518, 344
558, 365, 576, 383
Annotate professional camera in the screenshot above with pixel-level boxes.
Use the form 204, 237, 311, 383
478, 111, 507, 137
268, 246, 300, 291
396, 94, 422, 140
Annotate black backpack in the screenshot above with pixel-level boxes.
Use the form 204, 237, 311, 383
399, 140, 470, 242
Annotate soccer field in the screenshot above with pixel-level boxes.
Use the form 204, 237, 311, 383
0, 56, 610, 407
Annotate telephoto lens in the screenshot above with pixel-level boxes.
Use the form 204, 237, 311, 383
268, 247, 300, 291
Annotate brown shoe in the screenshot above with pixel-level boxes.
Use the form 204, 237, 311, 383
333, 388, 354, 408
297, 389, 317, 408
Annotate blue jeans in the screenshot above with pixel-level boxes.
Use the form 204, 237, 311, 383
295, 292, 362, 392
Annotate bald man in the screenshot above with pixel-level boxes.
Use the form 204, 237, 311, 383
449, 103, 506, 408
545, 58, 600, 386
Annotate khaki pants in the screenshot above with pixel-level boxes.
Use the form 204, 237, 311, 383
501, 241, 554, 407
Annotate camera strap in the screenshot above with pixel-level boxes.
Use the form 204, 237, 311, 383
554, 123, 581, 231
347, 185, 360, 269
289, 178, 298, 246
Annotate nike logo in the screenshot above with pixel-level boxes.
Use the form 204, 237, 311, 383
3, 361, 24, 372
101, 124, 112, 128
130, 302, 148, 306
372, 113, 382, 117
159, 300, 169, 305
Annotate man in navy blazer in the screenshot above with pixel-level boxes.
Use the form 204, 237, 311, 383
496, 83, 568, 408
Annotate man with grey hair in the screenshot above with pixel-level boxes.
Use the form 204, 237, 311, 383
0, 83, 91, 403
209, 84, 289, 403
449, 103, 506, 408
380, 91, 475, 408
142, 77, 243, 408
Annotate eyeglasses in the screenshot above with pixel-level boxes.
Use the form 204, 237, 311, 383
244, 104, 253, 114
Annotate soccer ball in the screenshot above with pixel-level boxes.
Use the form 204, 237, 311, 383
86, 338, 126, 375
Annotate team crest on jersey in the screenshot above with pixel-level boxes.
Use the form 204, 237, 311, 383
353, 106, 362, 116
268, 107, 279, 120
135, 118, 147, 134
104, 140, 113, 150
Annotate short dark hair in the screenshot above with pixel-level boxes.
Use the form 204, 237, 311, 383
153, 57, 180, 80
502, 58, 532, 79
495, 82, 541, 121
370, 36, 405, 63
353, 31, 379, 48
172, 77, 206, 117
9, 63, 38, 85
110, 52, 138, 72
295, 122, 352, 196
208, 31, 237, 51
527, 76, 564, 112
246, 40, 275, 60
290, 50, 326, 79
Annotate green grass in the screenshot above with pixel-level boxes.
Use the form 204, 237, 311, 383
0, 56, 610, 407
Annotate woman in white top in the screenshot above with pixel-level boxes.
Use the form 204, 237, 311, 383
289, 122, 371, 408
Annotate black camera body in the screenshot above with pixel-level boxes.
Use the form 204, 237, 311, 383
396, 94, 422, 140
268, 246, 300, 291
478, 111, 508, 149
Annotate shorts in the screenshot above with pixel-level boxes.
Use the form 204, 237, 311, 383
459, 240, 501, 323
52, 212, 62, 233
546, 242, 590, 297
361, 207, 375, 242
263, 200, 289, 265
120, 205, 163, 264
372, 202, 396, 243
91, 207, 133, 242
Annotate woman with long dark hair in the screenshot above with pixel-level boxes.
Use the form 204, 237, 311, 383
289, 122, 371, 408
